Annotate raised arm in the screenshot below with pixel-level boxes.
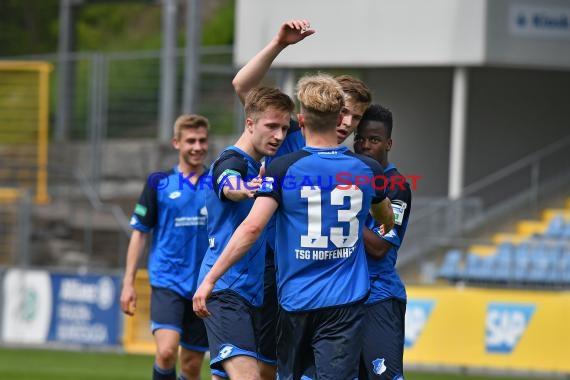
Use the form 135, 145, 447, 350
232, 19, 315, 103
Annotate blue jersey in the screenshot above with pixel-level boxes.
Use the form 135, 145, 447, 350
257, 146, 386, 312
264, 119, 305, 252
198, 146, 266, 307
365, 164, 411, 304
130, 165, 209, 299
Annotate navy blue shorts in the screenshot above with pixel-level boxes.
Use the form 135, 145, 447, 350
359, 298, 406, 380
258, 247, 278, 364
204, 290, 268, 373
277, 302, 366, 380
150, 286, 208, 352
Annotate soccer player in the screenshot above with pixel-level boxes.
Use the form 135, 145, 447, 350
231, 20, 373, 378
194, 73, 394, 380
120, 114, 210, 380
197, 87, 294, 380
354, 104, 411, 380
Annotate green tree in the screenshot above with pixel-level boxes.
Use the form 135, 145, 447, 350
0, 0, 59, 56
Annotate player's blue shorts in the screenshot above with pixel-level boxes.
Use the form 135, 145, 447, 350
359, 298, 406, 380
276, 301, 366, 380
150, 286, 208, 352
204, 290, 271, 374
258, 246, 279, 364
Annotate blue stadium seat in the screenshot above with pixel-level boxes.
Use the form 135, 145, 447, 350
464, 253, 496, 282
439, 249, 462, 281
545, 215, 565, 238
510, 242, 532, 283
562, 222, 570, 240
492, 254, 511, 282
560, 252, 570, 285
527, 242, 559, 284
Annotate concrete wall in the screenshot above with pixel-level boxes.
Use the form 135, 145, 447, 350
465, 67, 570, 185
362, 68, 452, 197
360, 67, 570, 197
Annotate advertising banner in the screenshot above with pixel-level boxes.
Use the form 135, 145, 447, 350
404, 286, 570, 373
1, 269, 122, 347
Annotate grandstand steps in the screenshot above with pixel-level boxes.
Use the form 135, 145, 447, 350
400, 186, 570, 286
33, 199, 124, 232
433, 192, 570, 287
467, 204, 569, 256
28, 198, 129, 268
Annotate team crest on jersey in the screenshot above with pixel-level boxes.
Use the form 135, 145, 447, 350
169, 191, 182, 200
391, 200, 407, 225
200, 206, 208, 216
372, 358, 387, 375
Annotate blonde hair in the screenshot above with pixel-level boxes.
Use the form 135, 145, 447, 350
296, 73, 345, 131
244, 87, 295, 121
173, 114, 209, 139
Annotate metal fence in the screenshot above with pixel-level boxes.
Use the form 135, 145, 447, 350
401, 135, 570, 282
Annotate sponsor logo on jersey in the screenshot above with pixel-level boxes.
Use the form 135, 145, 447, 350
169, 191, 181, 200
317, 150, 338, 155
405, 299, 435, 348
486, 303, 535, 353
392, 200, 407, 225
134, 204, 147, 217
174, 216, 206, 227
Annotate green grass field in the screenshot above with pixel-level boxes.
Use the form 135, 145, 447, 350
0, 347, 533, 380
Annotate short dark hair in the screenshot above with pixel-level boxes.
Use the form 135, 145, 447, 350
359, 104, 393, 138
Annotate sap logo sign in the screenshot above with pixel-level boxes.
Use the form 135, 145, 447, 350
486, 303, 535, 354
404, 300, 435, 348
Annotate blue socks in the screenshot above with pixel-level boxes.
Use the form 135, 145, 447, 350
153, 363, 176, 380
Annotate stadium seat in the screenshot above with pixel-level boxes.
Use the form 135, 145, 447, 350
493, 253, 511, 283
438, 249, 462, 281
545, 215, 566, 238
464, 253, 495, 282
510, 242, 532, 283
562, 222, 570, 240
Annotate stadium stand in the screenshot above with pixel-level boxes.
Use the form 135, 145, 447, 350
438, 198, 570, 287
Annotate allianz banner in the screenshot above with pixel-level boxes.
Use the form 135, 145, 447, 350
1, 269, 122, 347
404, 286, 570, 373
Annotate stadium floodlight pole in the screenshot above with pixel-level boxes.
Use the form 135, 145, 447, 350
182, 0, 202, 114
448, 66, 469, 200
158, 0, 178, 144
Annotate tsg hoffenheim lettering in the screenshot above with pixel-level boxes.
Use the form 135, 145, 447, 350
295, 246, 355, 260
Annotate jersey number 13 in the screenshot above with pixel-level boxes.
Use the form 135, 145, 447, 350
300, 186, 363, 249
